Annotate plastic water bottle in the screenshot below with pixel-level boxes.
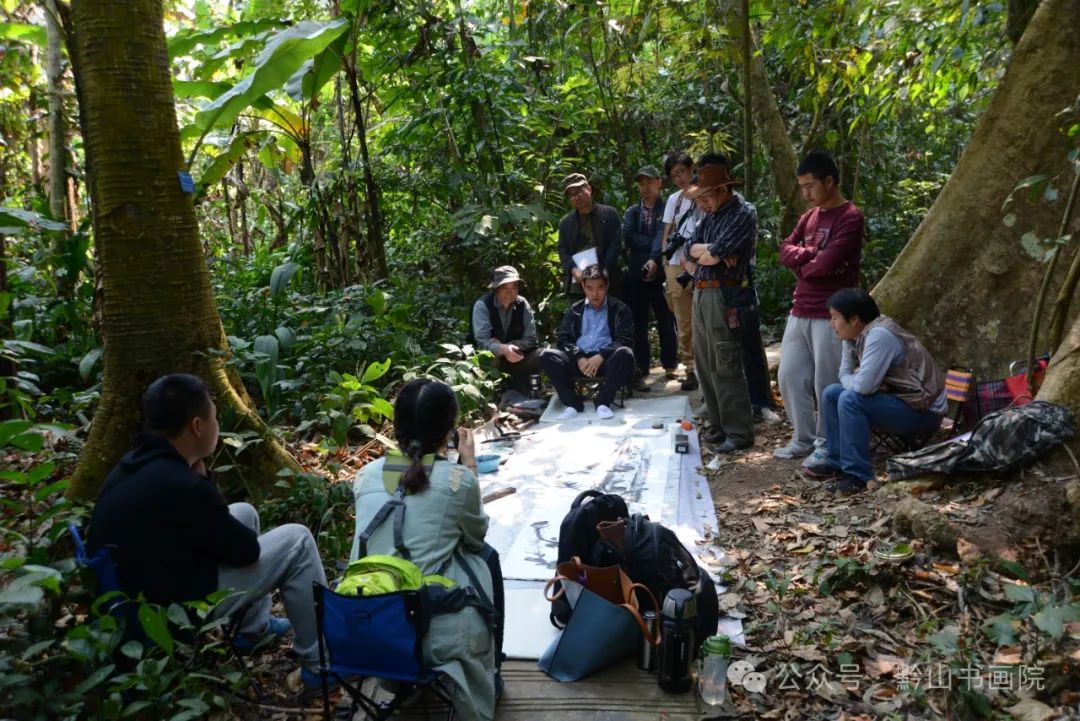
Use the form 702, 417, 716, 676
698, 635, 731, 706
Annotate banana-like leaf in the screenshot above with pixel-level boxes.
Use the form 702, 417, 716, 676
176, 82, 305, 139
0, 207, 68, 235
196, 130, 267, 197
193, 19, 349, 134
168, 20, 283, 59
0, 22, 46, 48
284, 32, 349, 102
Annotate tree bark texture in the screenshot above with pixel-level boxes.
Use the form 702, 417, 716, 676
45, 0, 68, 224
744, 26, 807, 236
67, 0, 300, 501
872, 0, 1080, 380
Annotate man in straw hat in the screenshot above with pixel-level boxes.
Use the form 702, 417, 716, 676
683, 155, 756, 453
468, 265, 539, 396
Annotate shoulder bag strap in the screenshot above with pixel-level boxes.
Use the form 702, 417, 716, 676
355, 485, 410, 560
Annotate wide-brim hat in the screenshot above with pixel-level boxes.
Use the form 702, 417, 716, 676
684, 163, 743, 199
489, 265, 523, 289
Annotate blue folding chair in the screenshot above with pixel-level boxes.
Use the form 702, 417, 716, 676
68, 524, 262, 698
313, 582, 456, 721
68, 523, 137, 630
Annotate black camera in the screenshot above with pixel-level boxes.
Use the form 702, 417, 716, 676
676, 271, 693, 289
449, 429, 460, 449
662, 233, 688, 262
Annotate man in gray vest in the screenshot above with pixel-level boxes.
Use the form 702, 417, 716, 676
805, 288, 945, 495
469, 265, 539, 396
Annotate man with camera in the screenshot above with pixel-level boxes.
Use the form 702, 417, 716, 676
685, 158, 756, 452
660, 153, 700, 391
622, 165, 677, 392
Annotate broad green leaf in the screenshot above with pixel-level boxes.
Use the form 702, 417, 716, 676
269, 261, 300, 297
79, 348, 102, 382
0, 584, 44, 606
0, 22, 46, 48
168, 20, 284, 59
1032, 603, 1080, 639
138, 605, 174, 655
196, 131, 267, 197
361, 358, 391, 384
120, 640, 143, 661
284, 32, 348, 102
274, 326, 296, 352
74, 663, 116, 694
193, 19, 350, 134
1004, 582, 1035, 603
0, 207, 68, 234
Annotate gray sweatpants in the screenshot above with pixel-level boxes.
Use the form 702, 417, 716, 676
777, 315, 843, 447
216, 503, 327, 669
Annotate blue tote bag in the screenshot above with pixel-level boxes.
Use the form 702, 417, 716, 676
538, 561, 659, 682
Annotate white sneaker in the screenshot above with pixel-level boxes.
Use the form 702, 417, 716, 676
802, 445, 830, 468
773, 441, 812, 459
556, 406, 580, 421
759, 407, 783, 424
596, 405, 614, 420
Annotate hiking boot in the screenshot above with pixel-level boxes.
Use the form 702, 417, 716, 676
828, 476, 868, 496
664, 368, 678, 379
802, 462, 841, 479
233, 616, 291, 655
702, 430, 725, 444
680, 374, 699, 391
773, 441, 812, 459
715, 439, 752, 454
633, 377, 651, 392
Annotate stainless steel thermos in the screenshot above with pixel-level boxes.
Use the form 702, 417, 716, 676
637, 610, 659, 671
658, 588, 697, 693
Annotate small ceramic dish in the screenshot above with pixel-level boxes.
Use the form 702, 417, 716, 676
475, 454, 501, 474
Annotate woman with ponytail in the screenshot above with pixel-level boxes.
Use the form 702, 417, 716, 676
350, 379, 503, 721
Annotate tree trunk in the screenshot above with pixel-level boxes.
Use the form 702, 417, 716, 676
736, 21, 807, 236
45, 0, 68, 224
343, 60, 388, 280
872, 0, 1080, 380
65, 0, 300, 501
739, 0, 753, 198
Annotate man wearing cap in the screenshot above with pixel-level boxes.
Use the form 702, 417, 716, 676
557, 173, 623, 298
660, 152, 700, 392
468, 265, 539, 396
684, 156, 756, 453
622, 165, 678, 391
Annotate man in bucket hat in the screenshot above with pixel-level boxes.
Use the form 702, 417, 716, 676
557, 172, 623, 298
468, 265, 540, 397
684, 155, 756, 453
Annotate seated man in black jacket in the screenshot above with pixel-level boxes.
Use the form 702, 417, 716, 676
88, 374, 329, 692
540, 264, 635, 420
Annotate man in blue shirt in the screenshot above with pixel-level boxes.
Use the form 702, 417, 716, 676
540, 265, 635, 420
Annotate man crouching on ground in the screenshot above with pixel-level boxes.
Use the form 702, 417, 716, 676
540, 264, 635, 420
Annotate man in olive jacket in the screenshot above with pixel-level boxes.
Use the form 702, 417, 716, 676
540, 265, 635, 420
557, 172, 623, 297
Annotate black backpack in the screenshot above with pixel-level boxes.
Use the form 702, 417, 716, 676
548, 490, 630, 628
595, 513, 720, 646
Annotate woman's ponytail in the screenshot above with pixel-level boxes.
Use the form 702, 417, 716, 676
400, 438, 429, 493
393, 379, 459, 494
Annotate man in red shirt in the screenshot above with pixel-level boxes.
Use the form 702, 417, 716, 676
774, 152, 865, 465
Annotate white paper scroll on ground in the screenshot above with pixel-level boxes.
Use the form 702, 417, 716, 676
476, 395, 743, 659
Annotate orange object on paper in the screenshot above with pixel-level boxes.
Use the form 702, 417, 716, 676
680, 419, 693, 431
